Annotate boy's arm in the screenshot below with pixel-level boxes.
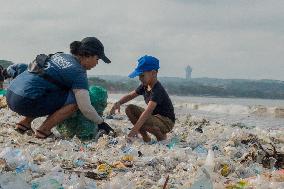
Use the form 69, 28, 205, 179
110, 90, 138, 114
117, 90, 139, 105
128, 100, 157, 137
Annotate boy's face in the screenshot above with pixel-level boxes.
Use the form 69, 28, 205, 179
139, 70, 156, 86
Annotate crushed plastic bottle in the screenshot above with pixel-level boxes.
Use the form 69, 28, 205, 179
189, 168, 213, 189
193, 145, 208, 155
204, 149, 214, 172
102, 176, 134, 189
0, 147, 32, 172
189, 149, 215, 189
250, 163, 263, 175
15, 163, 29, 173
212, 144, 219, 151
167, 135, 180, 149
121, 145, 139, 157
108, 138, 118, 145
0, 172, 30, 189
31, 178, 63, 189
74, 159, 85, 167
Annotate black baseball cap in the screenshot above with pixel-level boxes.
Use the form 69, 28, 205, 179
80, 37, 111, 63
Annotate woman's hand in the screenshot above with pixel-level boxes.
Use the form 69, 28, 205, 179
110, 102, 120, 115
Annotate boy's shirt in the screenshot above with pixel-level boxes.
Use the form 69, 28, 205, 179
135, 81, 175, 123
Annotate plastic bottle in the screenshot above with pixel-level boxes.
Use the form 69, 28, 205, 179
189, 168, 213, 189
121, 145, 139, 157
74, 159, 85, 167
189, 149, 214, 189
31, 178, 63, 189
15, 163, 29, 173
193, 145, 208, 154
0, 172, 30, 189
167, 135, 180, 149
204, 149, 214, 172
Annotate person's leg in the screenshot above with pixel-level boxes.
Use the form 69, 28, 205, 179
125, 104, 144, 124
16, 117, 35, 130
141, 124, 167, 141
125, 104, 168, 142
35, 104, 78, 138
139, 128, 152, 142
140, 114, 174, 141
125, 104, 153, 141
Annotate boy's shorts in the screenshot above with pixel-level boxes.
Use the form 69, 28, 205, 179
126, 104, 174, 133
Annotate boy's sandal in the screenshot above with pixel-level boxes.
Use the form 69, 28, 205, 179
14, 123, 33, 134
35, 129, 54, 139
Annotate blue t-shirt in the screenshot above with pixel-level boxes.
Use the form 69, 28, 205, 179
8, 53, 88, 103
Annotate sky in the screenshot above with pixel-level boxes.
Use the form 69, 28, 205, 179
0, 0, 283, 80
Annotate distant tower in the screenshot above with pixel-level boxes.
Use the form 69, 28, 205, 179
185, 65, 192, 80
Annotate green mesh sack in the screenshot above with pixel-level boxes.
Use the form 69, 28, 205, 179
0, 89, 6, 96
56, 86, 108, 141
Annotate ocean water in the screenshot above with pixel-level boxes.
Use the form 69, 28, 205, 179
109, 94, 284, 129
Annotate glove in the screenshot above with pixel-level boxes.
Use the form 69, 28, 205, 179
98, 122, 114, 135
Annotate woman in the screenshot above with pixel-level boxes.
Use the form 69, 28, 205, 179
6, 36, 112, 139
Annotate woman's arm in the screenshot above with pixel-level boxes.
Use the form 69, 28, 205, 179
73, 89, 104, 124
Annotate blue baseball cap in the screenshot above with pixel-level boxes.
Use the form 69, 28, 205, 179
128, 55, 160, 78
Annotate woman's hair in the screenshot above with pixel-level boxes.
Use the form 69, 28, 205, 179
70, 41, 96, 57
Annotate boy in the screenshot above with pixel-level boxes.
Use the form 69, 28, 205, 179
110, 55, 175, 142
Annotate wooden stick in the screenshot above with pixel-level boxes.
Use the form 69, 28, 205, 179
163, 175, 169, 189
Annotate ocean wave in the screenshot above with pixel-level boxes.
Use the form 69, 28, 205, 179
176, 102, 284, 118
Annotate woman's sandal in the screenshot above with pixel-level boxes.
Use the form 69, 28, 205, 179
35, 129, 54, 139
14, 123, 33, 134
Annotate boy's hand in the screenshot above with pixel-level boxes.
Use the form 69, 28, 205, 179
110, 102, 120, 115
126, 136, 135, 143
128, 128, 139, 138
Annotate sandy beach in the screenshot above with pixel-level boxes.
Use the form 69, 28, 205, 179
0, 97, 284, 188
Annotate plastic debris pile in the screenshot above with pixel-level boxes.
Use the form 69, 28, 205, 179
0, 101, 284, 188
0, 96, 7, 108
57, 86, 108, 141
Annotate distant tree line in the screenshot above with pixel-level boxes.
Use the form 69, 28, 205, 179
1, 59, 283, 99
89, 77, 284, 99
0, 60, 13, 68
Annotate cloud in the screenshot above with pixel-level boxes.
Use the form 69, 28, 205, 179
0, 0, 283, 80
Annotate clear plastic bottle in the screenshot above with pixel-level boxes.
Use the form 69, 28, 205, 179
189, 168, 213, 189
167, 135, 180, 149
189, 149, 214, 189
204, 149, 214, 172
31, 178, 63, 189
